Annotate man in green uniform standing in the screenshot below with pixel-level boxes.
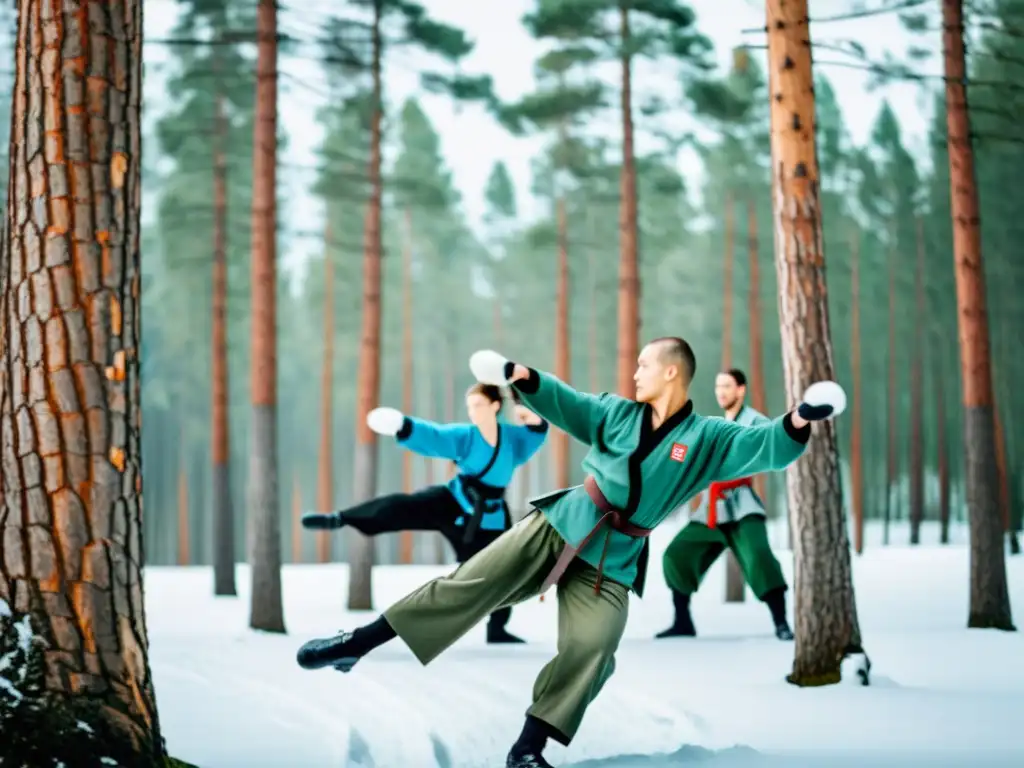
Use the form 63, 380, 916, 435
657, 368, 794, 641
295, 337, 846, 768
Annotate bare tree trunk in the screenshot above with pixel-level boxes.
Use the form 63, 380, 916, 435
884, 236, 896, 546
211, 85, 236, 595
0, 0, 164, 755
292, 473, 303, 564
909, 217, 926, 544
177, 432, 190, 566
400, 209, 415, 563
317, 224, 334, 564
766, 0, 864, 685
942, 0, 1014, 630
348, 0, 384, 609
849, 228, 864, 555
248, 0, 285, 633
721, 192, 744, 602
616, 2, 640, 397
553, 193, 571, 487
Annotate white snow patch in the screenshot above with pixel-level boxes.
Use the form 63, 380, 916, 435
145, 520, 1024, 767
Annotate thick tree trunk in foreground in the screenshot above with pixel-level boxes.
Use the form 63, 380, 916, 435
248, 0, 285, 633
0, 0, 164, 758
348, 0, 385, 608
941, 0, 1014, 630
849, 229, 864, 555
766, 0, 864, 685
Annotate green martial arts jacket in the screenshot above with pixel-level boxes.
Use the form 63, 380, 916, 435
512, 367, 810, 596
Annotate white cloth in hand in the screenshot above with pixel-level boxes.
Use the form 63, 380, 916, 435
366, 407, 405, 436
469, 349, 510, 385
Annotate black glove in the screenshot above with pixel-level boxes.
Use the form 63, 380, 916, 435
797, 401, 833, 422
301, 512, 344, 530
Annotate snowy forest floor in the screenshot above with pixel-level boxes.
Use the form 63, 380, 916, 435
148, 520, 1024, 767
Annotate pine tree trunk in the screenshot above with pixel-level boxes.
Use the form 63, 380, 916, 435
0, 0, 164, 755
400, 208, 415, 563
211, 85, 235, 595
849, 229, 864, 555
942, 0, 1014, 630
766, 0, 864, 685
248, 0, 285, 633
747, 198, 768, 504
316, 224, 334, 564
553, 194, 571, 488
348, 0, 384, 609
292, 474, 303, 564
177, 434, 190, 566
721, 192, 743, 603
909, 217, 926, 545
615, 2, 640, 397
884, 236, 896, 546
937, 356, 951, 544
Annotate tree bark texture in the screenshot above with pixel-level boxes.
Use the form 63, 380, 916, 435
941, 0, 1014, 630
615, 2, 639, 398
849, 228, 864, 555
247, 0, 284, 633
0, 0, 164, 757
766, 0, 864, 685
347, 0, 384, 608
316, 223, 334, 564
909, 216, 926, 545
400, 208, 414, 563
553, 194, 570, 488
210, 85, 235, 595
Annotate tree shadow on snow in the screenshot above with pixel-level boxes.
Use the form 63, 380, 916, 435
567, 745, 768, 767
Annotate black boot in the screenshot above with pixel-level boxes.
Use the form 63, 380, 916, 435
655, 589, 696, 638
487, 607, 525, 644
301, 511, 345, 530
763, 587, 793, 640
506, 716, 554, 768
296, 615, 396, 671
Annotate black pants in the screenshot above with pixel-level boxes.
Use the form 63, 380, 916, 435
341, 485, 513, 631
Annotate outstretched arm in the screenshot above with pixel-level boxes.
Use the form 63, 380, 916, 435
711, 412, 811, 482
505, 362, 613, 446
510, 416, 549, 464
395, 417, 474, 462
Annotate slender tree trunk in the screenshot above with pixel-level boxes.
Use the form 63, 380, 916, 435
937, 354, 951, 544
722, 193, 744, 603
349, 0, 384, 609
316, 224, 334, 564
0, 0, 163, 755
400, 208, 415, 563
883, 233, 897, 545
616, 2, 640, 397
553, 193, 571, 488
211, 86, 235, 595
909, 217, 926, 544
942, 0, 1014, 630
849, 228, 864, 555
248, 0, 285, 633
766, 0, 864, 685
292, 473, 303, 564
177, 432, 190, 566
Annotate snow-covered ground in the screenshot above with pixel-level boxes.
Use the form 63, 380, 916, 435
149, 520, 1024, 767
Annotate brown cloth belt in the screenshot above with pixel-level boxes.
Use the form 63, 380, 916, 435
540, 475, 653, 595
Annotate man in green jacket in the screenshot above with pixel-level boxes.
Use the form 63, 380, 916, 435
657, 367, 795, 640
295, 337, 845, 768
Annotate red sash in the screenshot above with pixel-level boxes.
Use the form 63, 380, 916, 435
707, 477, 753, 529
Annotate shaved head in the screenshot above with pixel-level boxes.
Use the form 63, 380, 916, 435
648, 336, 696, 385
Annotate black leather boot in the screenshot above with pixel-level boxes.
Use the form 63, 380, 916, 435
655, 589, 696, 638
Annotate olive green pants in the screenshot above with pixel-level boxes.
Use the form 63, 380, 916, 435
384, 510, 629, 745
662, 516, 787, 599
